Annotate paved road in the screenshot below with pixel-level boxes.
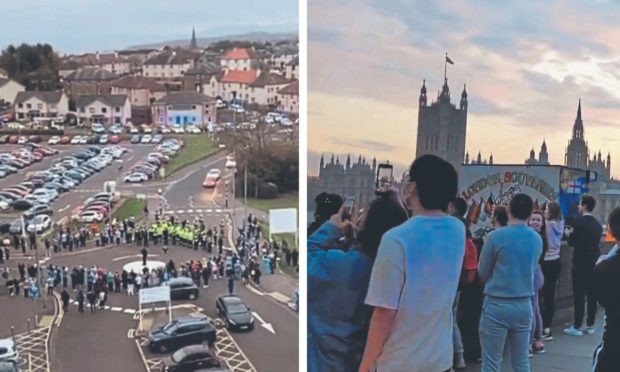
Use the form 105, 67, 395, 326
40, 243, 297, 371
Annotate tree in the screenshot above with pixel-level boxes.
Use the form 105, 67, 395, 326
220, 121, 298, 198
0, 43, 61, 90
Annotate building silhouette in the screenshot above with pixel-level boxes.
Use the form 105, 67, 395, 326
525, 140, 550, 165
190, 28, 198, 49
415, 78, 468, 167
315, 154, 377, 209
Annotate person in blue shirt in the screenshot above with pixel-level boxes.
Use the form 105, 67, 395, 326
307, 191, 408, 372
478, 194, 543, 372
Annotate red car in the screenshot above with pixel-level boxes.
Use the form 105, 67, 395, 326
8, 136, 18, 144
110, 135, 120, 144
60, 136, 71, 144
83, 205, 110, 216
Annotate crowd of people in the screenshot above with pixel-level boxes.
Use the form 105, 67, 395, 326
308, 154, 619, 372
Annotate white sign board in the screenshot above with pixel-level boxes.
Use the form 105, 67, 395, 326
269, 208, 298, 234
139, 286, 170, 304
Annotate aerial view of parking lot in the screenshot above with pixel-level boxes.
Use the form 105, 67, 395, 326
0, 1, 299, 371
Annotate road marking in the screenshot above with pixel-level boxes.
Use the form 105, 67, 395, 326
113, 254, 159, 262
187, 209, 193, 213
58, 204, 71, 212
215, 209, 222, 213
177, 210, 184, 214
251, 311, 276, 335
245, 284, 265, 296
124, 309, 136, 314
111, 306, 122, 311
195, 209, 203, 213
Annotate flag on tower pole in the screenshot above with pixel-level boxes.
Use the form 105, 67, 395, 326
444, 52, 454, 80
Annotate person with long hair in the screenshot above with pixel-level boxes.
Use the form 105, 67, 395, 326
307, 191, 408, 372
528, 210, 547, 354
541, 202, 564, 340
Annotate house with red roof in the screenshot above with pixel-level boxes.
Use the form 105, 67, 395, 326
205, 68, 293, 106
220, 48, 257, 71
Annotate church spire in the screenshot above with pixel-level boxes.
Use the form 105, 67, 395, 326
573, 98, 584, 139
190, 27, 198, 49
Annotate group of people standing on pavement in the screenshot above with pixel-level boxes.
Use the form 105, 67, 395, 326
308, 154, 620, 372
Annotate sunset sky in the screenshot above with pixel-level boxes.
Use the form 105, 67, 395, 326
308, 0, 620, 178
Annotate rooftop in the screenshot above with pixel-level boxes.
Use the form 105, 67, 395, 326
278, 80, 299, 95
111, 76, 166, 92
250, 72, 290, 87
65, 67, 117, 81
76, 94, 129, 107
14, 91, 64, 104
155, 91, 215, 105
222, 48, 256, 60
220, 69, 259, 85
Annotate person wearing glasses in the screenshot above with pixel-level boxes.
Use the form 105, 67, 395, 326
358, 154, 465, 372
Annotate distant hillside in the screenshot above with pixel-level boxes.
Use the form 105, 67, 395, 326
128, 31, 297, 50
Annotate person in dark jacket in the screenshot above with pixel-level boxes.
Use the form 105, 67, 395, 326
590, 207, 620, 371
61, 289, 70, 313
564, 195, 603, 336
308, 193, 343, 236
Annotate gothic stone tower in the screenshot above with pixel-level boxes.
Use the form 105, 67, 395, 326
565, 99, 589, 169
415, 78, 468, 167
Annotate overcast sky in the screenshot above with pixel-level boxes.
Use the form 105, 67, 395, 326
308, 0, 620, 178
0, 0, 297, 54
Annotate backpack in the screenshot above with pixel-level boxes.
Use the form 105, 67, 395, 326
460, 238, 479, 286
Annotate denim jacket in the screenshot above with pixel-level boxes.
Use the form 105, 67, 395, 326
307, 221, 373, 372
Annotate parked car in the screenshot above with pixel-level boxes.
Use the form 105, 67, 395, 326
170, 125, 185, 134
26, 214, 52, 233
91, 123, 105, 134
160, 345, 222, 372
11, 199, 33, 211
140, 135, 153, 144
215, 295, 254, 331
148, 316, 216, 353
60, 136, 71, 144
124, 173, 148, 183
24, 204, 53, 220
78, 210, 104, 223
71, 136, 81, 145
110, 135, 120, 144
109, 124, 123, 134
48, 136, 61, 145
17, 137, 27, 144
152, 134, 163, 143
0, 337, 18, 363
131, 135, 141, 144
99, 135, 109, 144
165, 277, 199, 300
7, 136, 18, 144
0, 361, 20, 372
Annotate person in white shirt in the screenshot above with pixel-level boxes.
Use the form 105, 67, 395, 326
359, 154, 465, 372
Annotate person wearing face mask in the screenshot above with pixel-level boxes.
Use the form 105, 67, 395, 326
358, 154, 465, 372
540, 202, 564, 341
527, 210, 547, 355
307, 190, 408, 372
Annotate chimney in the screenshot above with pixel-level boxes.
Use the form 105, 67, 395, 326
96, 51, 100, 62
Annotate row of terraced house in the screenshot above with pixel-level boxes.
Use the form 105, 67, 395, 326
0, 35, 299, 127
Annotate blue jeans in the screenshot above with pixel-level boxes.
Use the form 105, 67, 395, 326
480, 296, 532, 372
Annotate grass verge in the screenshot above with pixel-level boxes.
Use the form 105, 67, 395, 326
258, 221, 298, 279
113, 197, 146, 223
164, 136, 220, 178
244, 192, 298, 212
